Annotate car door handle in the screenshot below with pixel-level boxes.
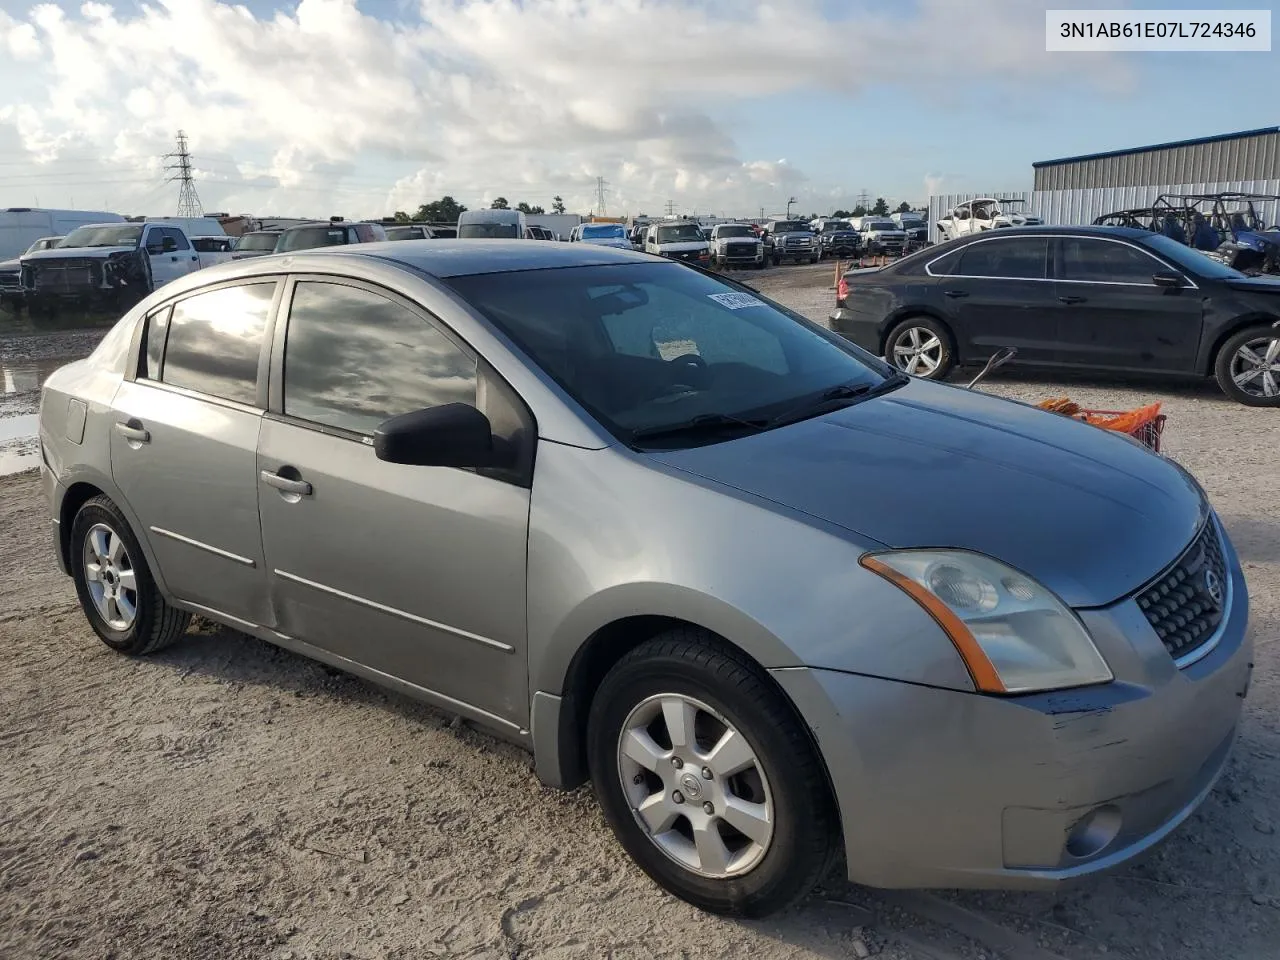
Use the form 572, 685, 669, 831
114, 420, 150, 443
944, 290, 969, 299
1058, 295, 1087, 305
260, 470, 312, 496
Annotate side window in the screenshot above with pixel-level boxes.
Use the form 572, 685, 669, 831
956, 238, 1048, 279
926, 247, 963, 276
283, 281, 478, 435
161, 283, 275, 404
1060, 239, 1160, 285
164, 228, 191, 251
138, 306, 172, 380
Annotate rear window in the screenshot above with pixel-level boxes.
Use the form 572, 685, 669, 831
385, 226, 425, 241
236, 233, 280, 252
458, 223, 519, 239
277, 226, 350, 252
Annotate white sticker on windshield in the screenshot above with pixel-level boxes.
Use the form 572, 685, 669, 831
707, 292, 764, 310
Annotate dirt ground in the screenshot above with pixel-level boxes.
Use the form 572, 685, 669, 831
2, 266, 1279, 960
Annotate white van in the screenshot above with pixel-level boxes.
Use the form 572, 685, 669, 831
0, 207, 124, 260
457, 209, 528, 239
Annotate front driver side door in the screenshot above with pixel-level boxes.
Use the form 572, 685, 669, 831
145, 227, 200, 288
256, 276, 534, 730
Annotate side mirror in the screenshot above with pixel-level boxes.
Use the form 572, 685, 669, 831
1152, 270, 1186, 288
374, 403, 495, 468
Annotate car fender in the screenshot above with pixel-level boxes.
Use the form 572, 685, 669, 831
1202, 311, 1280, 376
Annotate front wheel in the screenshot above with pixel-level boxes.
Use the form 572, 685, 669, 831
1215, 325, 1280, 405
587, 630, 838, 917
70, 496, 191, 654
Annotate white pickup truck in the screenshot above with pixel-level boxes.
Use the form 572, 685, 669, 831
20, 221, 204, 313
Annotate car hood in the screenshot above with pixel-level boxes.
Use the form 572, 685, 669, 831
648, 379, 1206, 608
0, 257, 20, 271
1224, 275, 1280, 294
865, 228, 905, 236
23, 246, 135, 262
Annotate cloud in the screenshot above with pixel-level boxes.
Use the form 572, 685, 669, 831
0, 0, 1132, 217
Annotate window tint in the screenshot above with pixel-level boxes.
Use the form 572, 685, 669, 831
1060, 239, 1161, 284
139, 306, 172, 380
956, 238, 1048, 279
277, 226, 350, 252
926, 247, 964, 275
283, 281, 478, 434
161, 283, 275, 404
163, 228, 191, 251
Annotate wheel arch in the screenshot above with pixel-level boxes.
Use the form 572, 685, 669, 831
55, 469, 172, 598
1202, 312, 1280, 377
880, 308, 957, 360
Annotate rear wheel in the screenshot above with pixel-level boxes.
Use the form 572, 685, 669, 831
885, 315, 955, 380
70, 496, 190, 654
1215, 325, 1280, 406
587, 630, 838, 917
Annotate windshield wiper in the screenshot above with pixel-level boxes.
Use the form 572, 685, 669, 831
765, 375, 907, 429
629, 412, 768, 446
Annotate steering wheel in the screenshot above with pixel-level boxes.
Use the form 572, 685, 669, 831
667, 353, 708, 382
649, 353, 709, 404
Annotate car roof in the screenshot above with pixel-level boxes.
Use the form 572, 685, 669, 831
200, 239, 656, 280
954, 225, 1155, 241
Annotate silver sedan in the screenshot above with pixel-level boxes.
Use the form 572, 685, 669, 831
38, 241, 1252, 916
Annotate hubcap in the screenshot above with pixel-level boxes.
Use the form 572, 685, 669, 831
616, 693, 774, 879
82, 523, 137, 631
891, 326, 944, 377
1231, 336, 1280, 398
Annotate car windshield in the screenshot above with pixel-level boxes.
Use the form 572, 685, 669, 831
25, 237, 61, 253
459, 222, 520, 239
716, 226, 753, 238
900, 219, 925, 229
656, 225, 704, 243
277, 226, 349, 251
1142, 234, 1247, 279
433, 227, 457, 238
237, 233, 280, 251
865, 221, 896, 230
385, 226, 423, 241
772, 222, 808, 233
59, 224, 143, 248
583, 224, 626, 239
446, 262, 890, 445
822, 222, 851, 232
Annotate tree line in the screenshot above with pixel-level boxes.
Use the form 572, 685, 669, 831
392, 195, 567, 223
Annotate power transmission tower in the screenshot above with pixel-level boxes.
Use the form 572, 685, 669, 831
856, 189, 870, 211
665, 199, 676, 216
594, 177, 608, 216
164, 130, 204, 218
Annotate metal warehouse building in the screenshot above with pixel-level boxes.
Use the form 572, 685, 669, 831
1033, 127, 1280, 191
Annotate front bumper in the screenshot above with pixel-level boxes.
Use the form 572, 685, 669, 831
772, 532, 1252, 890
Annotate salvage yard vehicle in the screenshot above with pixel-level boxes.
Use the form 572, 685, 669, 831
274, 220, 389, 253
763, 219, 818, 264
230, 230, 282, 260
934, 198, 1043, 242
0, 235, 62, 310
708, 223, 765, 268
0, 206, 122, 260
192, 236, 237, 268
830, 225, 1280, 405
811, 219, 859, 260
643, 220, 712, 266
570, 222, 632, 249
858, 218, 907, 256
38, 241, 1252, 917
458, 208, 528, 239
20, 221, 202, 314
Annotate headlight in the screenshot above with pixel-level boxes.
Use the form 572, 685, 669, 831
861, 550, 1112, 694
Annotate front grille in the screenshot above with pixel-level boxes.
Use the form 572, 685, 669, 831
1136, 522, 1228, 663
30, 259, 100, 293
670, 249, 704, 263
724, 243, 757, 258
0, 271, 19, 290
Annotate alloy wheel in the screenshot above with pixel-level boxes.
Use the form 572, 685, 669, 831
82, 523, 138, 631
891, 326, 944, 376
1231, 335, 1280, 399
616, 693, 774, 879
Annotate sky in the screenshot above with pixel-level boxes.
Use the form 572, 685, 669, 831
0, 0, 1276, 220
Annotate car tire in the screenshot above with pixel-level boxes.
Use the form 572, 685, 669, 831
885, 315, 955, 380
809, 255, 819, 265
70, 495, 190, 655
1214, 325, 1280, 406
771, 255, 780, 267
587, 629, 838, 918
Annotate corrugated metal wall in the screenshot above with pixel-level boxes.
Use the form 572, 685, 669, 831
1033, 131, 1280, 190
929, 183, 1280, 236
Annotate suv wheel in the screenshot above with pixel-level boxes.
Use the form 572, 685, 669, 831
1215, 325, 1280, 406
587, 630, 838, 917
70, 496, 191, 654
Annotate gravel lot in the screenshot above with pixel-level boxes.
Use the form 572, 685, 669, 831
2, 265, 1278, 960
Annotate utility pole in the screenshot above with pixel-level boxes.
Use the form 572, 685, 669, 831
786, 196, 797, 218
665, 199, 676, 217
594, 177, 608, 216
164, 130, 204, 218
759, 206, 764, 221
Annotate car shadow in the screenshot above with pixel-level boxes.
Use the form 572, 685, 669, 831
945, 366, 1227, 402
